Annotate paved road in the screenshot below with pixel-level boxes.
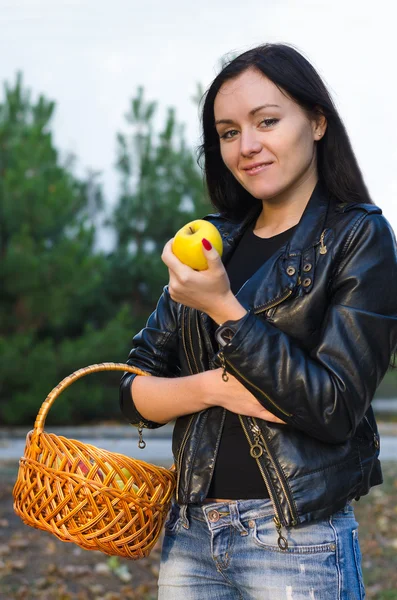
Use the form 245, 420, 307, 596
0, 436, 174, 465
1, 430, 396, 462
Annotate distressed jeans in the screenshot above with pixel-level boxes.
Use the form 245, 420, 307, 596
158, 498, 365, 599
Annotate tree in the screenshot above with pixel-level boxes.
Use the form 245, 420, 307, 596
0, 77, 211, 425
0, 73, 129, 425
106, 86, 211, 333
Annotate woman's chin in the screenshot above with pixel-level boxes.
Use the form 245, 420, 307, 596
246, 184, 284, 202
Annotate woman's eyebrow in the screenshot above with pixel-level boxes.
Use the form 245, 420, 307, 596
215, 104, 281, 126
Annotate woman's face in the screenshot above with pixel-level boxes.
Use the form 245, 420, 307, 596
214, 68, 325, 202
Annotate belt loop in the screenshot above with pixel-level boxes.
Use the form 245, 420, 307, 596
179, 504, 190, 529
230, 502, 248, 535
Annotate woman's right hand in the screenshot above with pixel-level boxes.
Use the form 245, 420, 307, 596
203, 368, 287, 424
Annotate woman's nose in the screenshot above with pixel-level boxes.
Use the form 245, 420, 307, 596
240, 131, 262, 157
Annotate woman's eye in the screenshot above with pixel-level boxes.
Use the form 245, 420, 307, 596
219, 118, 279, 140
260, 118, 279, 127
220, 129, 238, 140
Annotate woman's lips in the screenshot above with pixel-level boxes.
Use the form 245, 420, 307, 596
243, 162, 273, 176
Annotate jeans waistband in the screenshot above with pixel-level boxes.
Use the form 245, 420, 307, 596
175, 498, 353, 533
181, 498, 275, 528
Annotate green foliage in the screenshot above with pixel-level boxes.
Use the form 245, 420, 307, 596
0, 74, 210, 425
0, 73, 128, 425
106, 85, 210, 329
0, 72, 104, 339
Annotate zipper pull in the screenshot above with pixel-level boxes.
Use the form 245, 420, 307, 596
137, 422, 146, 449
319, 230, 327, 255
218, 351, 229, 382
248, 420, 264, 458
250, 422, 261, 435
274, 516, 288, 550
250, 435, 264, 458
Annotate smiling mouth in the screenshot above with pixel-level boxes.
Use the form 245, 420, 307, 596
243, 162, 273, 176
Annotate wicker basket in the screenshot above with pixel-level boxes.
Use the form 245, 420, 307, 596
12, 363, 177, 560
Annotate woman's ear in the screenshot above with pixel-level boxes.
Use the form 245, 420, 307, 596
313, 107, 327, 139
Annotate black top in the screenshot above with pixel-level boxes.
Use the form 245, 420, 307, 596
206, 222, 297, 499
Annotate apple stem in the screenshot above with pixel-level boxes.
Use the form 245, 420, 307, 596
189, 227, 195, 234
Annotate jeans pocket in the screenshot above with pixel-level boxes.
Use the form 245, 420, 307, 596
251, 515, 337, 554
352, 528, 366, 598
164, 503, 181, 535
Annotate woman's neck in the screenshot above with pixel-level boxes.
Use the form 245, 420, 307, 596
254, 177, 318, 237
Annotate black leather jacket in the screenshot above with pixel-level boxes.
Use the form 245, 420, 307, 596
120, 182, 397, 537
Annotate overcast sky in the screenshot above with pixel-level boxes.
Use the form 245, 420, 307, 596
1, 0, 396, 246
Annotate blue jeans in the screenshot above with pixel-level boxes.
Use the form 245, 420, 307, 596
158, 498, 365, 599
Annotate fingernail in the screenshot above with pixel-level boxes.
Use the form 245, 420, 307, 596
202, 238, 212, 250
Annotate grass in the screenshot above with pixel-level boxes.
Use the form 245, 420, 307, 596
354, 462, 397, 599
1, 459, 396, 599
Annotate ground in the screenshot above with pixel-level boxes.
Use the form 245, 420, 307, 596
1, 460, 396, 600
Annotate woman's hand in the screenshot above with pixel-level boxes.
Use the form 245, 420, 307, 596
203, 368, 287, 424
161, 238, 247, 324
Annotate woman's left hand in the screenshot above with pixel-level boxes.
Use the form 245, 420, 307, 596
161, 238, 243, 322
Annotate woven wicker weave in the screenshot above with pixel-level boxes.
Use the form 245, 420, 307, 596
12, 363, 177, 559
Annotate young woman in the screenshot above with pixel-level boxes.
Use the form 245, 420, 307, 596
120, 43, 397, 599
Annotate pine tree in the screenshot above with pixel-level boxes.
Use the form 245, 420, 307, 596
0, 78, 212, 425
0, 73, 125, 425
106, 86, 211, 330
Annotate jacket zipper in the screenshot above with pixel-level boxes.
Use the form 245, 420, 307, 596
253, 288, 293, 315
319, 229, 328, 254
175, 414, 194, 502
181, 305, 195, 375
217, 287, 294, 417
238, 415, 289, 550
364, 415, 380, 449
176, 306, 207, 503
253, 228, 327, 316
251, 417, 298, 527
218, 289, 292, 417
218, 356, 292, 418
137, 422, 147, 449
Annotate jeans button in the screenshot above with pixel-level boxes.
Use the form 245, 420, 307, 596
330, 543, 336, 551
208, 509, 220, 523
248, 520, 255, 528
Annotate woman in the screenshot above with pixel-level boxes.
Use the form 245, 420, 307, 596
120, 43, 397, 599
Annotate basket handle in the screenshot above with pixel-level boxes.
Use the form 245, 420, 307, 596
33, 363, 150, 434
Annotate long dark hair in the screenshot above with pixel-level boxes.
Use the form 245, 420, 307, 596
197, 43, 373, 221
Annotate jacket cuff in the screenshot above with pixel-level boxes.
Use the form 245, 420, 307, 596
119, 374, 165, 429
214, 310, 253, 346
214, 311, 295, 421
215, 309, 256, 349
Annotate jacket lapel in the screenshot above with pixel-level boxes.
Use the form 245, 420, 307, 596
220, 181, 331, 312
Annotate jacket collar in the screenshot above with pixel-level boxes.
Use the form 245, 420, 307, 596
286, 180, 330, 255
218, 180, 331, 312
220, 180, 329, 256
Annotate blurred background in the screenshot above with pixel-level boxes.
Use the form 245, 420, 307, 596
0, 1, 396, 598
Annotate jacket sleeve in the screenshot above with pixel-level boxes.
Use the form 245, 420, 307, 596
216, 214, 397, 444
119, 285, 181, 428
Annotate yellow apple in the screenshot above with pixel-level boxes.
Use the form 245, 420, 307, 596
172, 220, 223, 270
111, 465, 139, 492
